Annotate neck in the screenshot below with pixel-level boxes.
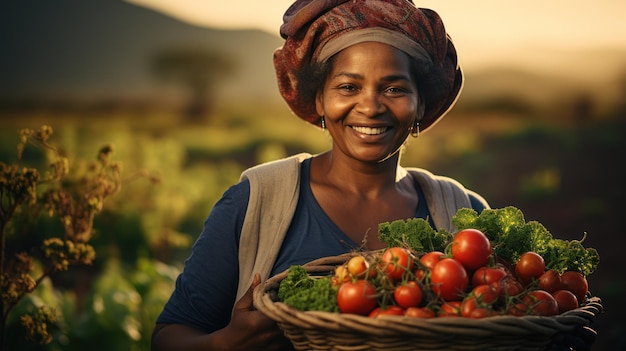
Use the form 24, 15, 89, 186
314, 151, 404, 197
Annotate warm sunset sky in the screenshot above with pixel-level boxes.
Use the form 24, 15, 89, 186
126, 1, 625, 52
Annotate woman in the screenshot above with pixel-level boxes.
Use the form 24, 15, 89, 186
151, 1, 488, 350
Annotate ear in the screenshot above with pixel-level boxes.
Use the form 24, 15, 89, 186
315, 91, 324, 117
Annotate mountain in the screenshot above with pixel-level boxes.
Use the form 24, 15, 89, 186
2, 0, 624, 113
0, 0, 284, 104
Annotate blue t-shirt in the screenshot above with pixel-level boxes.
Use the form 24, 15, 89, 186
155, 158, 486, 332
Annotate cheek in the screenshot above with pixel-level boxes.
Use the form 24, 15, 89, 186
319, 96, 352, 119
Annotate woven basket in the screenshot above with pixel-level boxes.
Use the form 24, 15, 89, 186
253, 253, 603, 351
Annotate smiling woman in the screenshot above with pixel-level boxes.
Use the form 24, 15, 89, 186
150, 1, 495, 350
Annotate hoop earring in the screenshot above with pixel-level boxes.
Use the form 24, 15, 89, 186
411, 121, 420, 138
320, 117, 326, 131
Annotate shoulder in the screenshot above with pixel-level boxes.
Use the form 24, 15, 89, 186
405, 167, 490, 210
240, 153, 312, 182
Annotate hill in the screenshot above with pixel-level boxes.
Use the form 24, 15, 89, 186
0, 0, 284, 104
1, 0, 625, 114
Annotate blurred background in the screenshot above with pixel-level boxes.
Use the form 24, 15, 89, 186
1, 0, 624, 350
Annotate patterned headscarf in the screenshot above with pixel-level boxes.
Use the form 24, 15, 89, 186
274, 0, 463, 133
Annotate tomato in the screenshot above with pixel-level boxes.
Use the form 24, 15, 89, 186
337, 280, 378, 315
438, 300, 462, 317
508, 302, 529, 316
380, 247, 414, 281
524, 290, 559, 316
538, 269, 562, 293
430, 258, 468, 301
405, 306, 436, 318
461, 296, 498, 319
461, 284, 499, 318
515, 252, 545, 284
394, 281, 423, 308
460, 296, 478, 317
560, 271, 588, 303
560, 271, 589, 303
416, 251, 444, 280
492, 276, 524, 297
332, 265, 350, 286
451, 229, 492, 271
368, 305, 405, 318
471, 284, 499, 305
419, 251, 445, 270
469, 307, 496, 319
346, 255, 375, 279
472, 266, 507, 287
552, 289, 579, 314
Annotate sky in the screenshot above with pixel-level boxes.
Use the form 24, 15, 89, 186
124, 0, 626, 75
125, 0, 625, 49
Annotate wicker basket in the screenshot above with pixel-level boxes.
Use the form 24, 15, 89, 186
253, 253, 603, 351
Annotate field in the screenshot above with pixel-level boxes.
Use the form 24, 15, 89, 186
1, 96, 624, 350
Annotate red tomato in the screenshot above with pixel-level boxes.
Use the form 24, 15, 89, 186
380, 247, 414, 281
460, 296, 478, 317
515, 252, 545, 284
419, 251, 445, 270
430, 258, 468, 301
524, 290, 559, 316
560, 271, 588, 303
368, 305, 405, 318
492, 276, 524, 297
438, 300, 462, 317
508, 302, 529, 316
405, 306, 436, 318
468, 307, 496, 319
552, 289, 579, 314
416, 251, 445, 280
394, 281, 423, 308
471, 284, 499, 305
337, 280, 378, 315
538, 269, 562, 293
451, 229, 492, 271
461, 297, 498, 319
472, 266, 507, 287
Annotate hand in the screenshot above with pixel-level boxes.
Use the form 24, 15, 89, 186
221, 274, 294, 351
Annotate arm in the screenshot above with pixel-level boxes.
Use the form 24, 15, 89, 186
150, 182, 293, 351
151, 275, 292, 351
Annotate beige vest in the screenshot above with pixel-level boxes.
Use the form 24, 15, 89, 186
236, 153, 488, 301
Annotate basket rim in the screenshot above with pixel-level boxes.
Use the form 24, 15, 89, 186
253, 253, 603, 339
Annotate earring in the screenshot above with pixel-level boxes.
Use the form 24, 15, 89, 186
320, 117, 326, 131
411, 121, 420, 138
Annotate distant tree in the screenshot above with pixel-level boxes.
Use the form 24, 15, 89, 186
151, 47, 235, 122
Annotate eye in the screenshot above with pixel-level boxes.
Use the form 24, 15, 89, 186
337, 84, 358, 93
384, 86, 409, 96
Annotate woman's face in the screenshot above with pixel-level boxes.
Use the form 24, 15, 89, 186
315, 41, 421, 163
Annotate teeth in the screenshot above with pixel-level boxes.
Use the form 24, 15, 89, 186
352, 126, 387, 135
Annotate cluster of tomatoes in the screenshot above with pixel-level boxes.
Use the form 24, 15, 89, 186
331, 228, 589, 319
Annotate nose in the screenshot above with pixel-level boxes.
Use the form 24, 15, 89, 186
355, 90, 386, 117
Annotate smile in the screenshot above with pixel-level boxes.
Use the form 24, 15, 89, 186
351, 126, 389, 135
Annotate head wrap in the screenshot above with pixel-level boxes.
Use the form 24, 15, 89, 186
274, 0, 463, 133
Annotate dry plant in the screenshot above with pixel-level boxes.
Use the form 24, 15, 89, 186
0, 125, 124, 348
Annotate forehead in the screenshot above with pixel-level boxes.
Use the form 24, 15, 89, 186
330, 42, 413, 75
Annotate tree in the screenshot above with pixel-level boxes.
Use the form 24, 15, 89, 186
151, 47, 235, 122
